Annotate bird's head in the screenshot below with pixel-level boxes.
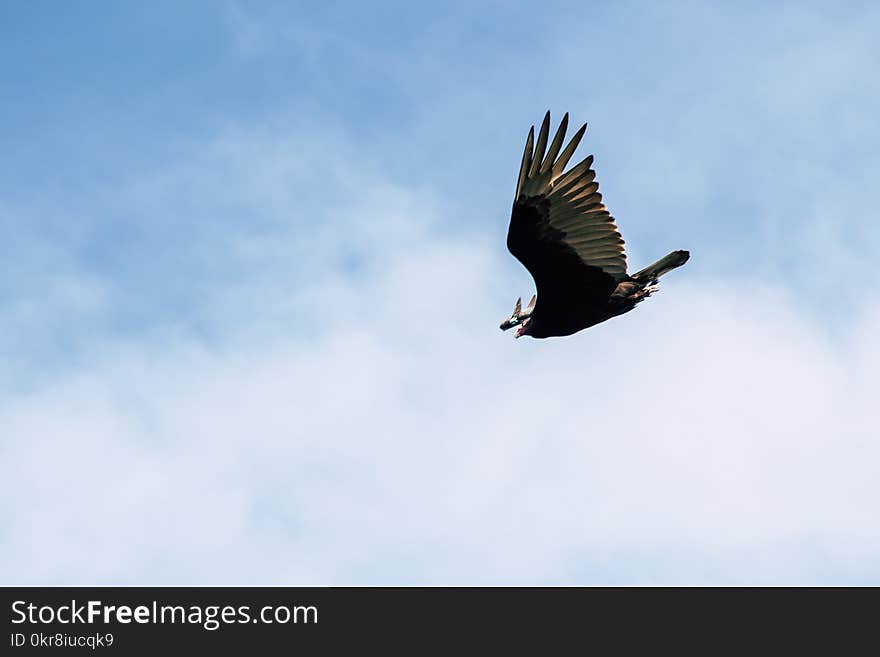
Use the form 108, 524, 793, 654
499, 315, 520, 331
515, 317, 533, 338
499, 294, 536, 333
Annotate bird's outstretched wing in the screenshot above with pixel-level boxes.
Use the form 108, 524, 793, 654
507, 112, 627, 312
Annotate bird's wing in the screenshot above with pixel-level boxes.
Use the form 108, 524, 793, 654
507, 112, 627, 310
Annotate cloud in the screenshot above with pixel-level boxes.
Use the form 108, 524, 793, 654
1, 118, 877, 583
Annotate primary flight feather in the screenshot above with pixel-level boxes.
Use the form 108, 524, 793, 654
501, 111, 690, 339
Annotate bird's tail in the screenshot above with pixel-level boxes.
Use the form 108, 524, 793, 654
632, 250, 690, 283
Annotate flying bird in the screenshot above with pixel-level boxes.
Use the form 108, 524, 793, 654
501, 112, 689, 338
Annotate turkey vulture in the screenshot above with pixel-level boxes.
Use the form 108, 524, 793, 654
501, 112, 689, 338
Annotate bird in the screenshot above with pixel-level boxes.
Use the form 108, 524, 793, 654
500, 111, 689, 339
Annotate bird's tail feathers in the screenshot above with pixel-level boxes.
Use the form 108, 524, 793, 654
632, 250, 690, 283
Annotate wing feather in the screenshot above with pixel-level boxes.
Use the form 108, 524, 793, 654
514, 126, 535, 199
540, 112, 569, 174
553, 155, 595, 191
551, 123, 587, 179
528, 111, 551, 178
552, 175, 598, 199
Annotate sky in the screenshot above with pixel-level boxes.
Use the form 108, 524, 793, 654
1, 1, 879, 584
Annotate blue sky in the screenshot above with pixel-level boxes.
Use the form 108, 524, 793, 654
2, 1, 879, 584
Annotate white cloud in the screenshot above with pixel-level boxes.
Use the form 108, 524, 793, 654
2, 160, 878, 583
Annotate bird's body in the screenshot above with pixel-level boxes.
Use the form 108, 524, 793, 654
501, 112, 689, 339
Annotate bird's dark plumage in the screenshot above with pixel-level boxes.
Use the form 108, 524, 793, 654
503, 112, 689, 338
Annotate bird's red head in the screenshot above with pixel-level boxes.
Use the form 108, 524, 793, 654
515, 318, 532, 338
